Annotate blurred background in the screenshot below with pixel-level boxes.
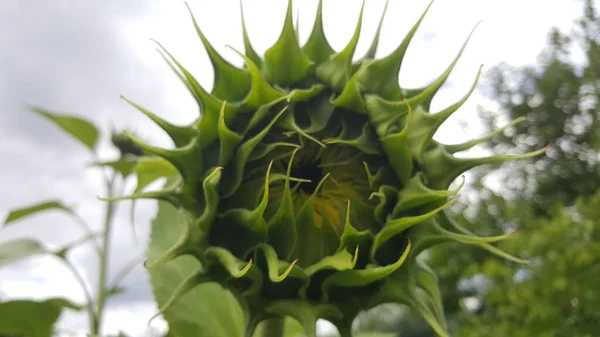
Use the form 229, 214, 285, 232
0, 0, 598, 336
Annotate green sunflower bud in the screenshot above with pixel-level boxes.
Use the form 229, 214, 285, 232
107, 1, 548, 336
111, 129, 146, 157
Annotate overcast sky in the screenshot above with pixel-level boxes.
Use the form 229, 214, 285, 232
0, 0, 592, 336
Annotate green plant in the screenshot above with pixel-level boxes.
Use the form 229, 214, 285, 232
100, 1, 547, 337
1, 1, 551, 336
0, 113, 151, 337
448, 191, 600, 337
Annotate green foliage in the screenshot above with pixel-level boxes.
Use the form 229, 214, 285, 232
0, 298, 80, 337
100, 1, 550, 336
91, 158, 139, 178
146, 199, 246, 337
0, 239, 48, 267
0, 108, 161, 336
3, 201, 73, 226
31, 108, 100, 152
445, 3, 600, 335
452, 191, 600, 337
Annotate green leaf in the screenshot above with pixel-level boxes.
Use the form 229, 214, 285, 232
146, 199, 245, 337
0, 239, 48, 267
3, 201, 73, 226
264, 300, 341, 337
133, 157, 179, 193
106, 286, 127, 298
251, 318, 304, 337
282, 318, 304, 337
91, 157, 139, 178
0, 298, 80, 337
31, 107, 100, 152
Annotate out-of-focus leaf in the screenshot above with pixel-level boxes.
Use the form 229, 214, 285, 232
31, 107, 100, 152
54, 233, 101, 259
0, 236, 91, 267
146, 199, 245, 337
133, 157, 178, 192
0, 239, 48, 267
126, 157, 179, 243
3, 201, 72, 226
252, 318, 304, 337
0, 298, 81, 337
283, 318, 304, 337
91, 157, 139, 178
106, 286, 127, 298
320, 332, 396, 337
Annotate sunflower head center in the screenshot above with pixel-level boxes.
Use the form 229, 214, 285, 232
292, 161, 323, 194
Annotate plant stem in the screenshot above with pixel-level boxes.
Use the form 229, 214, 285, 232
93, 172, 118, 335
60, 258, 97, 333
262, 318, 285, 337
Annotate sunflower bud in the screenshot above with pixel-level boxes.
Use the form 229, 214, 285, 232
107, 1, 547, 336
111, 130, 145, 157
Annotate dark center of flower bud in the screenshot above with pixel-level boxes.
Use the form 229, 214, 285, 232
291, 162, 323, 194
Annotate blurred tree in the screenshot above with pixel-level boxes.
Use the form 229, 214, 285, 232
475, 0, 600, 214
452, 190, 600, 337
449, 2, 600, 333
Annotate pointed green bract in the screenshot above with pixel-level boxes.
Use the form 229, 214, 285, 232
302, 0, 335, 64
239, 0, 263, 68
185, 3, 251, 102
315, 1, 365, 92
107, 1, 549, 336
262, 0, 312, 86
352, 0, 389, 72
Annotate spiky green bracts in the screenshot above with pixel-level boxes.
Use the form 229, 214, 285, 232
109, 1, 547, 336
